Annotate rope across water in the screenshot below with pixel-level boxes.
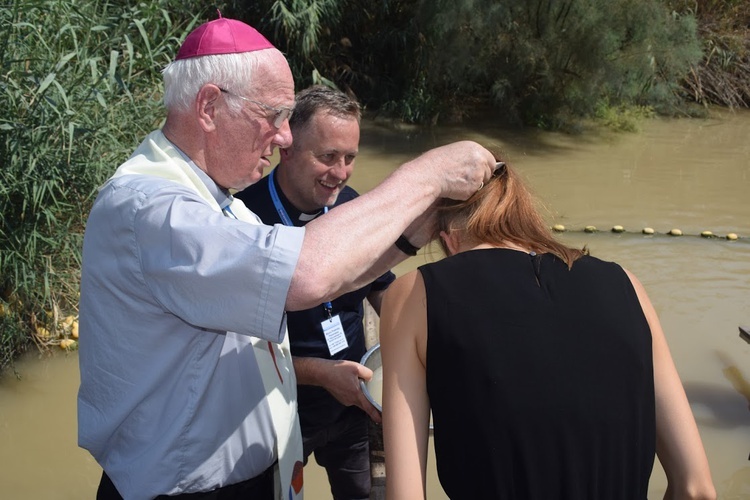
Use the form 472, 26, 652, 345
550, 224, 747, 242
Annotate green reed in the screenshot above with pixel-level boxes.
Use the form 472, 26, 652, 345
0, 0, 205, 373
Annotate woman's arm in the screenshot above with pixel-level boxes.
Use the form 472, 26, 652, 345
380, 270, 431, 500
625, 270, 716, 500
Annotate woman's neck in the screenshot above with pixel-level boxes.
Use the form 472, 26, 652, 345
460, 241, 533, 254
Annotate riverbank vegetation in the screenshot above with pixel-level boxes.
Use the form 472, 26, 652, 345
0, 1, 202, 374
677, 0, 750, 108
1, 0, 748, 374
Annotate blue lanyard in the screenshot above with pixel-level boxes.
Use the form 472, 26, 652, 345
268, 168, 333, 317
222, 203, 237, 219
268, 168, 294, 226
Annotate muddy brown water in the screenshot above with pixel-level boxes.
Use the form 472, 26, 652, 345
2, 108, 749, 498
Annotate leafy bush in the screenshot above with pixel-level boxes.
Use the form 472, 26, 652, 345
0, 0, 204, 372
230, 0, 704, 126
414, 0, 703, 127
594, 101, 656, 132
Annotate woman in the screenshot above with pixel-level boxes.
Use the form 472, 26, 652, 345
379, 161, 715, 499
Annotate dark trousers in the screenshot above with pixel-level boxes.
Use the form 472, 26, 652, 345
96, 462, 275, 500
302, 407, 370, 500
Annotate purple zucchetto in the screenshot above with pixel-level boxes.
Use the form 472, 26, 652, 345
175, 16, 275, 60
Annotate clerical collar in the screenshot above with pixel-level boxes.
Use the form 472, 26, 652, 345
268, 167, 325, 226
298, 211, 321, 222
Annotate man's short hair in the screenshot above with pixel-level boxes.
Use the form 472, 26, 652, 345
289, 85, 361, 132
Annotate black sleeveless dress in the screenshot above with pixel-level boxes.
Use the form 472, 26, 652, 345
419, 249, 655, 499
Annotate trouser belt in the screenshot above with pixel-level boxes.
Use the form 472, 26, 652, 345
97, 461, 276, 499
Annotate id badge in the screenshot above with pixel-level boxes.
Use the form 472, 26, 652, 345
321, 314, 348, 356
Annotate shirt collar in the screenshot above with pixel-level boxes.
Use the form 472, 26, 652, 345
168, 140, 234, 210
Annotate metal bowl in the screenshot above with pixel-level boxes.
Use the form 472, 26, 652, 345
359, 343, 434, 431
359, 343, 382, 412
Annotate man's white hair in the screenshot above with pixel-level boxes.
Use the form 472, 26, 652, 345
162, 49, 282, 114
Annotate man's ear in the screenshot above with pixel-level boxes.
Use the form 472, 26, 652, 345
279, 147, 292, 161
196, 84, 222, 132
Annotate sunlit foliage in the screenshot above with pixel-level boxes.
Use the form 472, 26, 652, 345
0, 0, 205, 371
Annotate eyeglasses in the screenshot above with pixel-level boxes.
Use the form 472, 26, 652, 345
219, 88, 294, 128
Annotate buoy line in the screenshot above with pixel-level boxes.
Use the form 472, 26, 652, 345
549, 224, 746, 241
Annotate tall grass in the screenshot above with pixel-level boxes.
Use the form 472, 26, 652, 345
0, 0, 205, 374
674, 0, 750, 108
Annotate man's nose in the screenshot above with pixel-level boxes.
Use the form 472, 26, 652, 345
273, 121, 293, 149
330, 159, 353, 179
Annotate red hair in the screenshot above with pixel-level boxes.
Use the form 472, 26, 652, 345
435, 160, 585, 268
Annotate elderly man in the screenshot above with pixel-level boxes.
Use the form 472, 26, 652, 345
77, 16, 495, 500
238, 85, 390, 499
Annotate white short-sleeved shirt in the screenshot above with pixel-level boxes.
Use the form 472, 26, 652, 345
77, 131, 304, 499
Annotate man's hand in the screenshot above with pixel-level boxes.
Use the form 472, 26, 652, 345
403, 141, 496, 201
294, 357, 382, 423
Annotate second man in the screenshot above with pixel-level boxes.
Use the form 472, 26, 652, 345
237, 85, 392, 500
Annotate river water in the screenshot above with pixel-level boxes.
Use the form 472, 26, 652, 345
1, 108, 749, 498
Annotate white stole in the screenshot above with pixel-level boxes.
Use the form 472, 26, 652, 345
112, 130, 304, 499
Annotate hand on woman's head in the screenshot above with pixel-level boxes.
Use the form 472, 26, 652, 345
415, 141, 496, 201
